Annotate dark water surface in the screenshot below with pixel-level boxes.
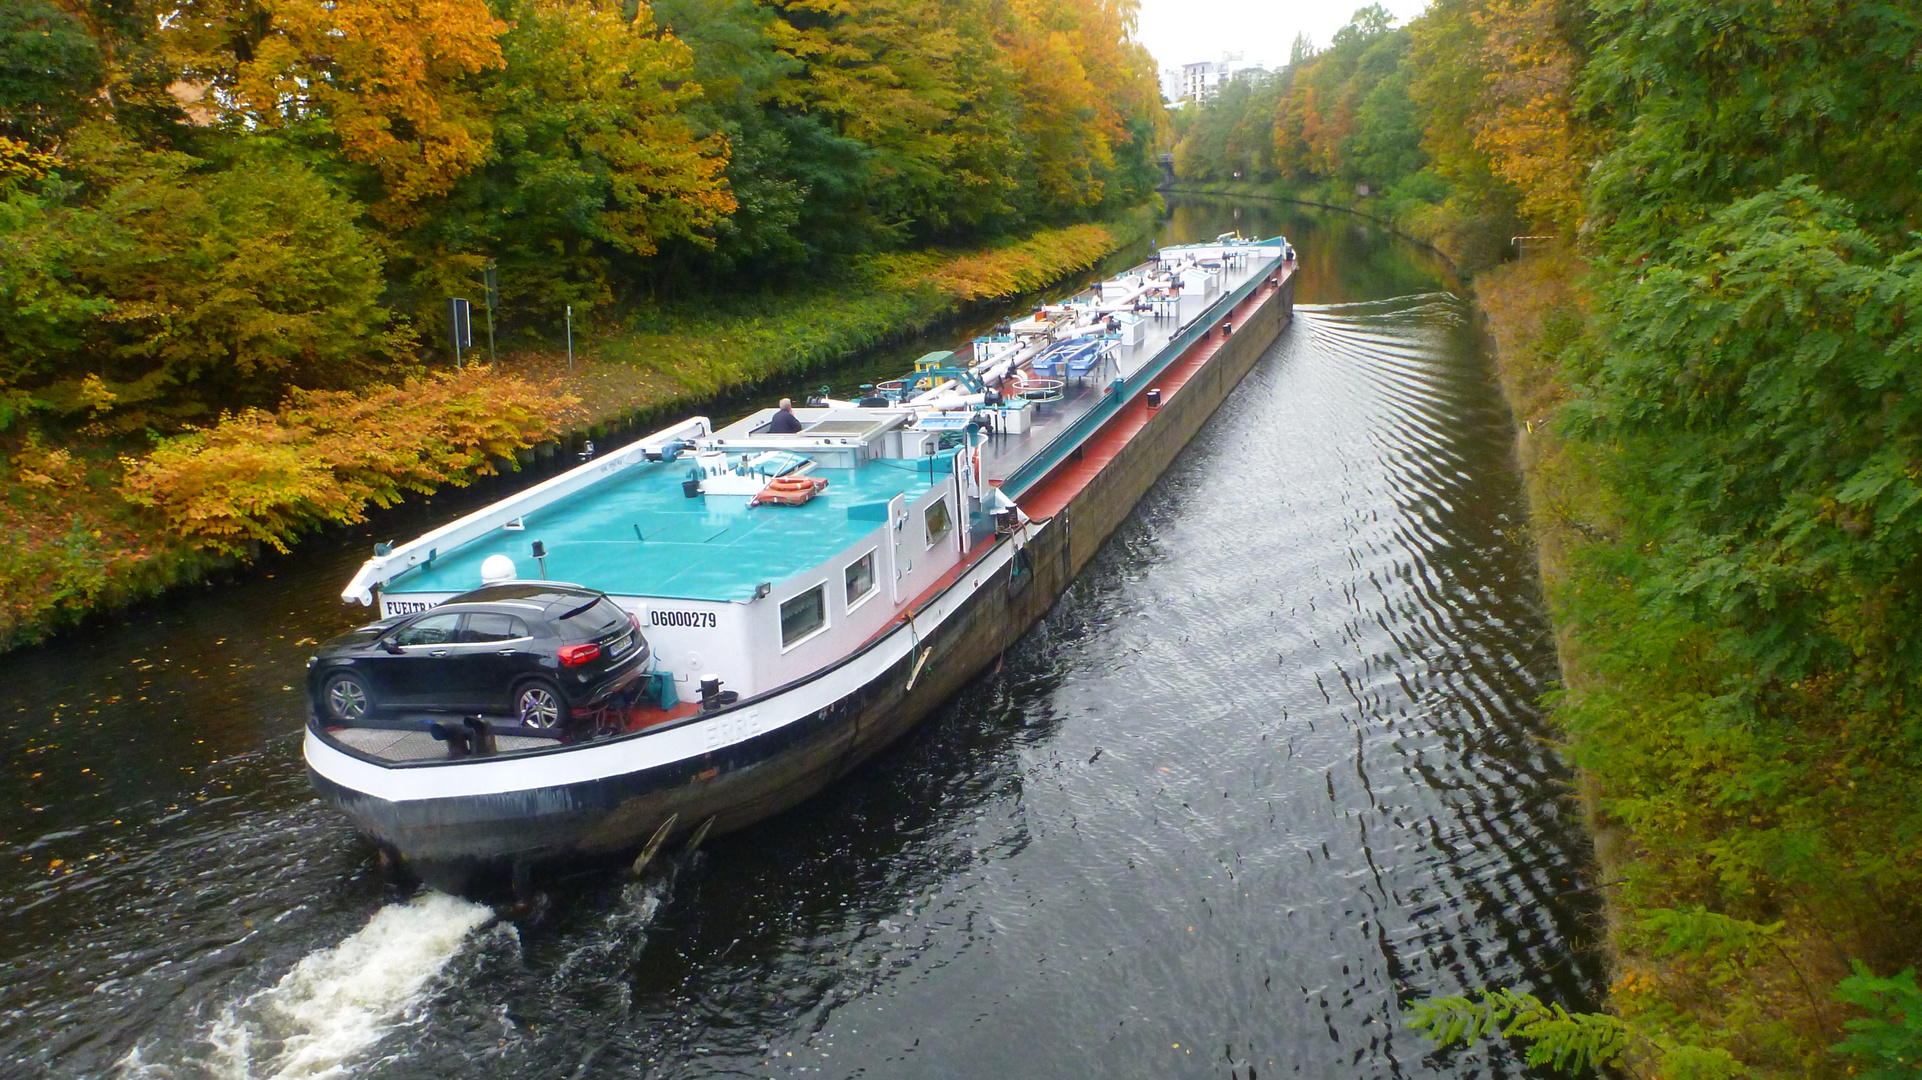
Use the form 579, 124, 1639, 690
0, 197, 1599, 1079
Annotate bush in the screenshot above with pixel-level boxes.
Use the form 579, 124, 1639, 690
120, 367, 574, 555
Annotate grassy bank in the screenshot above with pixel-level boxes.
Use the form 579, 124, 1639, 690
1474, 252, 1921, 1078
0, 210, 1158, 652
565, 212, 1155, 404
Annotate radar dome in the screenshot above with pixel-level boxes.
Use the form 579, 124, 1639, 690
480, 554, 517, 583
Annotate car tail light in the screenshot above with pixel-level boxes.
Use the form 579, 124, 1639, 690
629, 611, 642, 633
558, 642, 602, 667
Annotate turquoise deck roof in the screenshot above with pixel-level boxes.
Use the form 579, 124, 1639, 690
387, 453, 955, 602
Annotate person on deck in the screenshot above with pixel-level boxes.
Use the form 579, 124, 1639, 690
766, 398, 804, 434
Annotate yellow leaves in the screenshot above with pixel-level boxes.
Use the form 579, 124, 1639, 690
0, 136, 58, 186
1002, 24, 1114, 209
992, 0, 1155, 211
770, 0, 961, 141
909, 223, 1119, 300
768, 0, 1157, 218
77, 374, 117, 415
172, 0, 507, 223
10, 432, 80, 490
1462, 0, 1594, 232
119, 367, 574, 556
498, 0, 734, 256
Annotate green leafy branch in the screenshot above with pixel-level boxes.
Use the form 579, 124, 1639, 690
1832, 963, 1922, 1080
1407, 988, 1629, 1073
1407, 987, 1745, 1079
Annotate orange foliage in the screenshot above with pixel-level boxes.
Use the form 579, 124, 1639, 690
120, 368, 573, 555
169, 0, 507, 223
999, 0, 1156, 210
914, 222, 1120, 299
1467, 0, 1590, 231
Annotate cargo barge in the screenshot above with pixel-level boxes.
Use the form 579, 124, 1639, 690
304, 236, 1298, 890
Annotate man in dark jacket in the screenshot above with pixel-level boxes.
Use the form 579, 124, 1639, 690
766, 398, 804, 434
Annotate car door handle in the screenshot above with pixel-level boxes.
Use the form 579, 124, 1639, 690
431, 650, 449, 657
497, 650, 516, 656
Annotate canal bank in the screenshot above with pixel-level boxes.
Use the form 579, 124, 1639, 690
1471, 246, 1894, 1076
3, 196, 1601, 1079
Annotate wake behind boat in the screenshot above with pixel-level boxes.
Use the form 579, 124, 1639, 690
304, 234, 1298, 891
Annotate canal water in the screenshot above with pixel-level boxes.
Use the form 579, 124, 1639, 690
0, 196, 1600, 1078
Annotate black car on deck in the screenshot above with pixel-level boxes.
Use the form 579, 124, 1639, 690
307, 583, 650, 730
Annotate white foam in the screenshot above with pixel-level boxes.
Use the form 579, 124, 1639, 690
124, 892, 493, 1080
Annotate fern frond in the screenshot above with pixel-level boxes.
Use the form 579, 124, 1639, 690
1407, 988, 1628, 1072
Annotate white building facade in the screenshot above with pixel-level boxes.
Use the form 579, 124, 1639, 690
1161, 53, 1269, 104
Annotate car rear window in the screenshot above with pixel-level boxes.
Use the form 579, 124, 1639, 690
463, 613, 529, 642
560, 597, 628, 637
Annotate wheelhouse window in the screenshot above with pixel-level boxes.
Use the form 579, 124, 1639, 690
923, 497, 951, 548
845, 551, 876, 607
781, 585, 827, 647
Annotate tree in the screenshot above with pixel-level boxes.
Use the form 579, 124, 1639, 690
164, 0, 508, 224
1172, 75, 1282, 183
0, 128, 407, 424
999, 0, 1161, 217
768, 0, 968, 235
1271, 6, 1410, 183
1465, 0, 1591, 232
0, 0, 104, 146
1583, 0, 1922, 258
1576, 179, 1922, 687
650, 0, 842, 276
433, 0, 733, 318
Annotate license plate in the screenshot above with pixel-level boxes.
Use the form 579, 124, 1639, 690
608, 631, 635, 658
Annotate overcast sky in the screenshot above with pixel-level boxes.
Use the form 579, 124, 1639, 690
1134, 0, 1433, 73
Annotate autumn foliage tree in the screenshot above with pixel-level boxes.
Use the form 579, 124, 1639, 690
766, 0, 1160, 236
999, 0, 1160, 215
0, 0, 1163, 426
0, 127, 408, 426
428, 0, 736, 318
1465, 0, 1589, 231
164, 0, 507, 223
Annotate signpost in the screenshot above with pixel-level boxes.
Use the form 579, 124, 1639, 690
482, 262, 498, 362
566, 304, 574, 371
446, 297, 473, 367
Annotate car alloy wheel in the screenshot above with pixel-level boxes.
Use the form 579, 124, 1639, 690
516, 681, 565, 729
324, 673, 373, 722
